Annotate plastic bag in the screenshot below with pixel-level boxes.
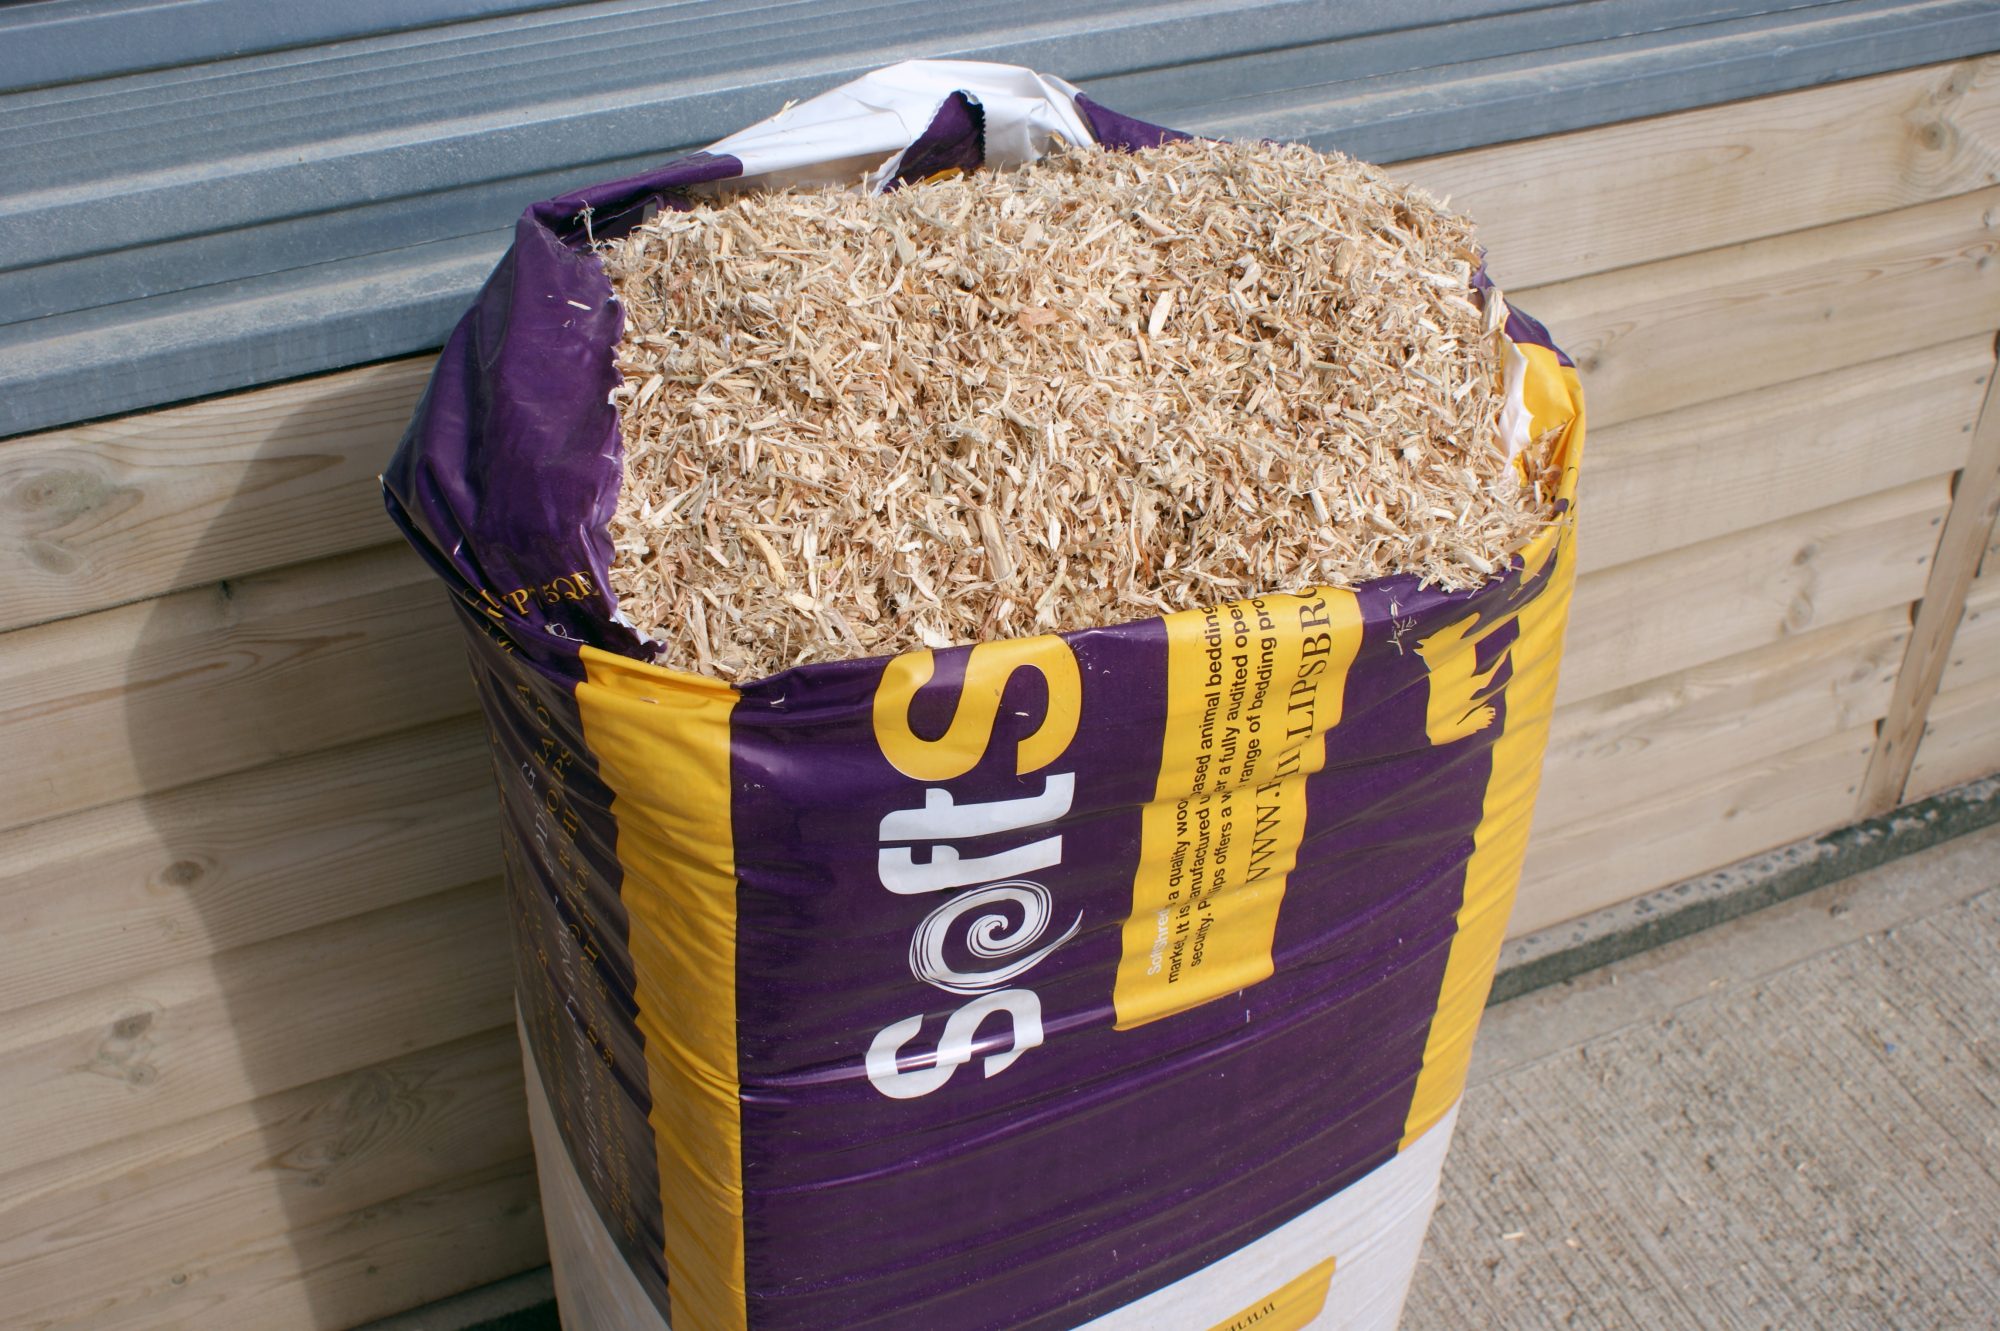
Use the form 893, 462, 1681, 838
384, 59, 1584, 1331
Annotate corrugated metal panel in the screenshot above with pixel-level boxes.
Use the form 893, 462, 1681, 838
2, 0, 1994, 436
0, 0, 574, 92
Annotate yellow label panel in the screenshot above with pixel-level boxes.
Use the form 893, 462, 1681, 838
1113, 591, 1363, 1030
1204, 1255, 1339, 1331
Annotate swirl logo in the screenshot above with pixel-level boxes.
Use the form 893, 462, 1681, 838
909, 880, 1082, 994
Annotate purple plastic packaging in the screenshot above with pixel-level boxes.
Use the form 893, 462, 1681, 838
385, 60, 1584, 1331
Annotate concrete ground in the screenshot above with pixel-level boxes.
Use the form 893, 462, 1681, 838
1402, 823, 2000, 1331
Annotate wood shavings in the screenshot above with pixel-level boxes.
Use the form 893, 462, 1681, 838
602, 137, 1553, 679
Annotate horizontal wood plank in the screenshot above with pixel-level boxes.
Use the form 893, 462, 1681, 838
72, 1158, 543, 1331
1537, 607, 1909, 837
0, 543, 476, 831
1, 1027, 530, 1330
0, 879, 511, 1176
1399, 56, 2000, 291
1907, 672, 2000, 800
0, 358, 432, 636
1575, 336, 1991, 574
1559, 477, 1949, 706
1939, 573, 2000, 694
0, 718, 496, 1015
1513, 726, 1877, 937
1516, 185, 2000, 429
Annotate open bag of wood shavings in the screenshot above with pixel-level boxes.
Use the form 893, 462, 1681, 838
385, 59, 1583, 1331
604, 132, 1559, 680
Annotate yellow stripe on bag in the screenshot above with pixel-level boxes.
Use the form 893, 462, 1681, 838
1205, 1255, 1338, 1331
1114, 591, 1364, 1030
576, 645, 746, 1331
1401, 347, 1584, 1147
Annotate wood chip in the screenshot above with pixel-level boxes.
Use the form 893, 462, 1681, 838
600, 137, 1553, 679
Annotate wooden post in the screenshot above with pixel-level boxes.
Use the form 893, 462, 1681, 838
1858, 335, 2000, 817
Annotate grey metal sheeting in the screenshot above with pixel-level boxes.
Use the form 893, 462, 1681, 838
3, 0, 1997, 437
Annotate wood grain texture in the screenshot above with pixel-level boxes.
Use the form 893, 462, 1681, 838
0, 879, 511, 1176
1, 1026, 530, 1330
63, 1158, 543, 1331
1513, 726, 1877, 937
1537, 607, 1909, 838
0, 358, 432, 636
1859, 345, 2000, 816
0, 543, 475, 831
1516, 185, 2000, 429
1575, 336, 1991, 575
0, 718, 496, 1015
1907, 671, 2000, 800
1398, 56, 2000, 290
1559, 477, 1949, 707
1938, 572, 2000, 693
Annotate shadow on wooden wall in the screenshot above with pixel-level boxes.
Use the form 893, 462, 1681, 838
0, 360, 544, 1328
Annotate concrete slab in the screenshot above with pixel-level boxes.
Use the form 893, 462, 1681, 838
1403, 823, 2000, 1330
